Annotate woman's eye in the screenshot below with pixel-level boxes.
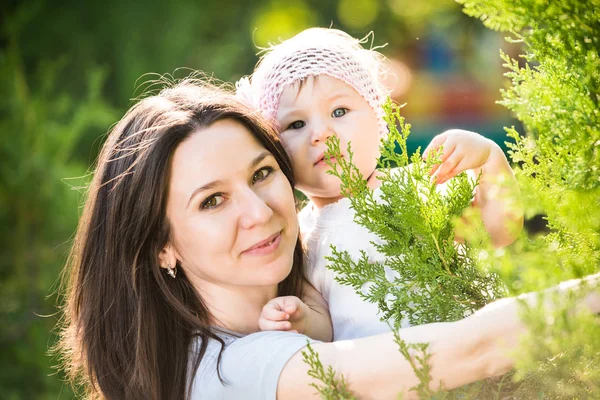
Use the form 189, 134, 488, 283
201, 194, 224, 210
252, 167, 274, 183
332, 108, 348, 118
288, 120, 305, 130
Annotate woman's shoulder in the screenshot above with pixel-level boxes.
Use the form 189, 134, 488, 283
190, 331, 316, 399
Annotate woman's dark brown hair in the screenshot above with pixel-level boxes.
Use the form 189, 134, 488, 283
55, 79, 304, 399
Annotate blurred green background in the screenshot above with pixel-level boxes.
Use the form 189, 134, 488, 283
0, 0, 520, 398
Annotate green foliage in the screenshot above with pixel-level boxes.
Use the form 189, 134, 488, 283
301, 343, 357, 400
0, 8, 117, 397
458, 1, 600, 282
323, 100, 515, 399
455, 0, 600, 299
511, 290, 600, 398
323, 101, 505, 328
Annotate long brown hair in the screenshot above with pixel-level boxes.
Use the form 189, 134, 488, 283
55, 79, 304, 399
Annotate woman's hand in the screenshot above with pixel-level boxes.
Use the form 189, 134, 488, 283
259, 296, 310, 333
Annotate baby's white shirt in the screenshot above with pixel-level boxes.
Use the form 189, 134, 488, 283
298, 187, 393, 341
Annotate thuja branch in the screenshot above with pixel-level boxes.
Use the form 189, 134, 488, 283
323, 99, 503, 329
301, 343, 357, 400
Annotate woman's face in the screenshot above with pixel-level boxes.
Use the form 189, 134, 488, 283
164, 119, 298, 293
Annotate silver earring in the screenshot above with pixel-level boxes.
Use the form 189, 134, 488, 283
167, 264, 177, 279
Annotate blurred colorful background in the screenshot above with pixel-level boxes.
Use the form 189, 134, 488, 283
0, 0, 522, 398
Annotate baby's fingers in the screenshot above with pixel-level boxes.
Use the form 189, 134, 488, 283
423, 134, 448, 160
262, 305, 290, 322
433, 151, 462, 184
282, 298, 299, 315
258, 318, 293, 331
425, 137, 457, 178
444, 158, 473, 182
429, 162, 442, 177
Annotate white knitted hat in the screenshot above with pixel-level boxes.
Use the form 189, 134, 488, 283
236, 28, 388, 136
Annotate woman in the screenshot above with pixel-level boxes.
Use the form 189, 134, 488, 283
56, 78, 599, 400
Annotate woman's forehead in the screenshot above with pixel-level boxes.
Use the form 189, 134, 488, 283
167, 120, 270, 202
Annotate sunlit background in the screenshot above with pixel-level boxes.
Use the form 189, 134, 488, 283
1, 0, 522, 398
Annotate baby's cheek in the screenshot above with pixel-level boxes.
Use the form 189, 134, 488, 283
291, 152, 309, 171
294, 172, 312, 189
281, 141, 303, 164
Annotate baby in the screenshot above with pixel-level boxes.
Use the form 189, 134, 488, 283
237, 28, 523, 341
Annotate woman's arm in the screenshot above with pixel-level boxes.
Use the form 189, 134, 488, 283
278, 303, 516, 399
277, 277, 600, 400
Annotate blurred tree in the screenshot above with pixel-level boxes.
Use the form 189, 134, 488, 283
0, 8, 117, 400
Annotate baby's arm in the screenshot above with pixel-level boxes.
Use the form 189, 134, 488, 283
258, 281, 333, 342
424, 130, 524, 247
301, 281, 333, 341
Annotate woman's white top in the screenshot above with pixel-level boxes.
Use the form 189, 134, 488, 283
191, 330, 316, 399
299, 186, 395, 341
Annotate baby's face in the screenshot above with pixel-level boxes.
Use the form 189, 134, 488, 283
275, 75, 381, 206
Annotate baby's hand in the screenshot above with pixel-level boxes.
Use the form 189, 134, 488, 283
258, 296, 310, 333
423, 130, 499, 185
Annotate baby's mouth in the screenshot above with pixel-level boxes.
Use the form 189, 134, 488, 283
314, 155, 343, 166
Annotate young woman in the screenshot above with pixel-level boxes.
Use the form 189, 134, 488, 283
56, 78, 600, 400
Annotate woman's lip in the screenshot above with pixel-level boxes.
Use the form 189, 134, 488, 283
242, 231, 282, 255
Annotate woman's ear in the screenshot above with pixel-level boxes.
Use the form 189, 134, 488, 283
158, 243, 178, 271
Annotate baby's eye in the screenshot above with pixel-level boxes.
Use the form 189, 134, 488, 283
201, 194, 224, 210
332, 108, 348, 118
252, 166, 274, 183
288, 120, 305, 130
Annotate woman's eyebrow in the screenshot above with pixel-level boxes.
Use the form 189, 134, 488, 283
248, 151, 272, 170
185, 151, 273, 209
186, 180, 224, 209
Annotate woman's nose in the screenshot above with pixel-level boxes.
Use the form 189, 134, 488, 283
237, 188, 273, 229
